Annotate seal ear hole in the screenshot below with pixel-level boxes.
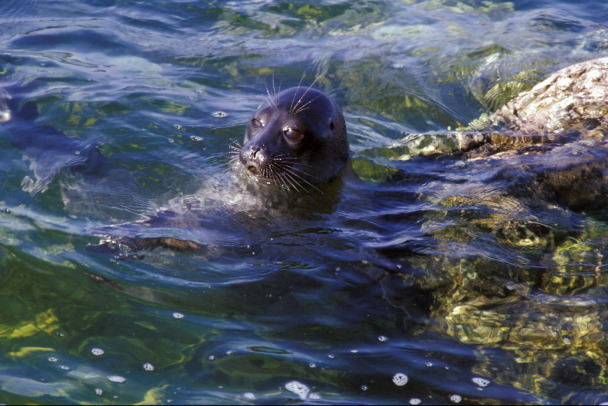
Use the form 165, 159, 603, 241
329, 121, 335, 131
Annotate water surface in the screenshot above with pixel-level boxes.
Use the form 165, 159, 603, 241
1, 0, 608, 404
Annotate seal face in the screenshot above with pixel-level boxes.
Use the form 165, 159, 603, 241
238, 86, 350, 191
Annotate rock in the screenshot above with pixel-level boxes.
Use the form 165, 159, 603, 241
482, 57, 608, 135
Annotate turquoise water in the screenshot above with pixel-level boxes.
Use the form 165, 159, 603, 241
1, 0, 608, 404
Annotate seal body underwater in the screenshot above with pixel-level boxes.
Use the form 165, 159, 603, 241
238, 86, 351, 191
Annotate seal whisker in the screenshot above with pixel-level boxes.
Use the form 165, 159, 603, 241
268, 164, 301, 191
222, 152, 241, 169
229, 140, 243, 149
273, 158, 324, 174
277, 171, 302, 192
290, 73, 307, 114
265, 76, 278, 109
283, 170, 322, 194
275, 167, 304, 192
294, 95, 320, 115
278, 165, 323, 193
264, 156, 313, 192
267, 153, 320, 169
285, 167, 325, 184
265, 90, 275, 109
291, 76, 320, 115
272, 71, 281, 108
266, 167, 280, 186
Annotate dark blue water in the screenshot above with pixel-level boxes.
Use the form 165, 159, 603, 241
1, 0, 608, 404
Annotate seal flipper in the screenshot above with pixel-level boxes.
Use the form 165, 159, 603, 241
87, 209, 206, 255
2, 89, 106, 195
86, 236, 202, 256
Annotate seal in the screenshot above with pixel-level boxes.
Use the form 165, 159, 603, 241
238, 86, 351, 191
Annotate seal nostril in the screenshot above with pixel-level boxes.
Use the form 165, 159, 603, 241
250, 146, 260, 159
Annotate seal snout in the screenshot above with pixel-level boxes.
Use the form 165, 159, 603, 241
240, 142, 267, 177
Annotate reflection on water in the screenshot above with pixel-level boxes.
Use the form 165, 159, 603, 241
1, 0, 608, 404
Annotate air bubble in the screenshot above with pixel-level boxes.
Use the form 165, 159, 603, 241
173, 312, 184, 319
393, 373, 408, 386
212, 111, 228, 118
450, 394, 462, 403
91, 348, 105, 356
243, 392, 255, 400
107, 375, 126, 383
472, 377, 490, 387
285, 380, 309, 400
410, 398, 421, 405
378, 335, 388, 342
143, 363, 155, 371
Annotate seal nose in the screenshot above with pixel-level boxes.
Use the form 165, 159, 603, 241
249, 146, 260, 159
239, 143, 267, 176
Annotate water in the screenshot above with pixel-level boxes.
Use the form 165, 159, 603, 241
1, 0, 608, 404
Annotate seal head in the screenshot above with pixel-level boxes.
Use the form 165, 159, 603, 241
239, 86, 350, 191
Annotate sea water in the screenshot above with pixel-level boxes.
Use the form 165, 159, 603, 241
1, 0, 608, 403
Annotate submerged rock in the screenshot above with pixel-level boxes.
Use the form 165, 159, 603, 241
390, 58, 608, 393
394, 57, 608, 213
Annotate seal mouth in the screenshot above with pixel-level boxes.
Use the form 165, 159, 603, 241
246, 165, 260, 176
244, 158, 263, 176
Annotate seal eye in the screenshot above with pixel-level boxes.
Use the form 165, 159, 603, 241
284, 128, 304, 141
251, 118, 263, 129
